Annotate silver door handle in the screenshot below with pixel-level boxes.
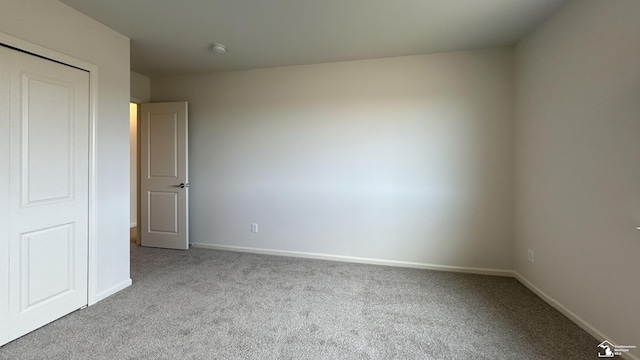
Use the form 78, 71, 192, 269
175, 183, 189, 188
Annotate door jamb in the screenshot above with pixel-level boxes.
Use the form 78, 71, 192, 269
0, 32, 100, 306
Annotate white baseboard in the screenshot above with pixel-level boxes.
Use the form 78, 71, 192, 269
130, 222, 137, 228
93, 279, 132, 304
190, 243, 513, 277
513, 272, 638, 360
190, 243, 637, 359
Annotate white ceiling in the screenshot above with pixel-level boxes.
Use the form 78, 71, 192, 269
59, 0, 567, 77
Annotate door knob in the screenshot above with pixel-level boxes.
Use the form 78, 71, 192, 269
175, 183, 189, 188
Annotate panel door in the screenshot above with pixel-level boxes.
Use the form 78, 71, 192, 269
0, 45, 89, 345
140, 102, 189, 250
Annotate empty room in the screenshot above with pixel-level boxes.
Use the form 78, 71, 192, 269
0, 0, 638, 359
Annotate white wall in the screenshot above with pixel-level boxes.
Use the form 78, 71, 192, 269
152, 48, 515, 271
0, 0, 131, 299
514, 0, 640, 355
131, 71, 150, 102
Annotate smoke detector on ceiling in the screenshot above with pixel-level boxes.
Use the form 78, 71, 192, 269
211, 43, 226, 54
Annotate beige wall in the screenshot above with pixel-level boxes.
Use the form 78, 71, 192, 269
131, 71, 150, 102
0, 0, 131, 299
152, 48, 515, 271
514, 0, 640, 355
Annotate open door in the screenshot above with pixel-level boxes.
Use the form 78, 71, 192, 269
140, 102, 189, 250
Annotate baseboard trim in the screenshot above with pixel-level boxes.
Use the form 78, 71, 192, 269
191, 243, 636, 359
513, 272, 638, 360
92, 279, 132, 304
190, 243, 513, 277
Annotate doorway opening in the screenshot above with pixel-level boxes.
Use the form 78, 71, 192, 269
129, 101, 189, 249
130, 103, 140, 245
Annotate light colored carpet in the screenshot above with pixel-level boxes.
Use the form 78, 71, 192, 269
0, 245, 597, 359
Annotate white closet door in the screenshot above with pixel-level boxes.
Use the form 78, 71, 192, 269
0, 45, 89, 345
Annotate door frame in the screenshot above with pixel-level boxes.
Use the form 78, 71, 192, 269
0, 32, 101, 306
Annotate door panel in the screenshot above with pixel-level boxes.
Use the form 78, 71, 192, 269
140, 102, 189, 250
20, 223, 75, 310
149, 113, 178, 178
149, 192, 179, 233
22, 75, 75, 204
0, 45, 89, 345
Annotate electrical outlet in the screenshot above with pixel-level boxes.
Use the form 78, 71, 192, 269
527, 249, 534, 263
251, 223, 258, 233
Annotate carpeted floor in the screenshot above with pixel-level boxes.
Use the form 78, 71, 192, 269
0, 245, 598, 359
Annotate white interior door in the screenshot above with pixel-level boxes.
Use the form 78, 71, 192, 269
0, 45, 89, 345
140, 102, 189, 250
